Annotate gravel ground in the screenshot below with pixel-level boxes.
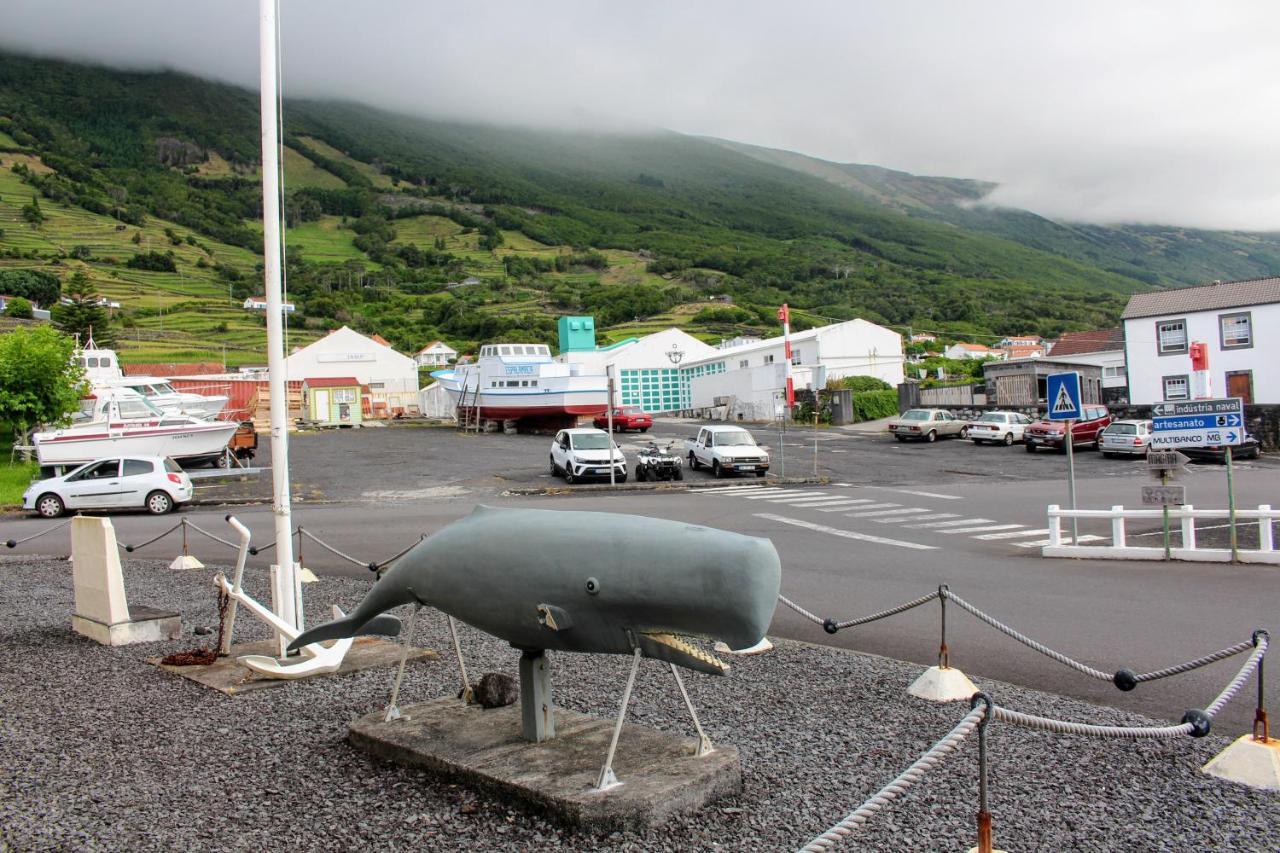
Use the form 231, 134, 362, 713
2, 556, 1278, 852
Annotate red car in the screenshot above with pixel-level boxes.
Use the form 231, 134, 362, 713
1024, 405, 1112, 453
593, 406, 652, 432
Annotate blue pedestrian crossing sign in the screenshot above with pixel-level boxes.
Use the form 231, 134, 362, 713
1046, 371, 1082, 421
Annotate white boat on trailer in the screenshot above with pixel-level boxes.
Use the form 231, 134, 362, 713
76, 337, 230, 419
431, 342, 608, 426
33, 390, 239, 475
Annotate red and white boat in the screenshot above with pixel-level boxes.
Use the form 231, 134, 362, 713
33, 389, 239, 472
431, 343, 608, 423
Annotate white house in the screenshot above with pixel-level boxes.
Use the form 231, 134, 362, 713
1122, 277, 1278, 405
944, 342, 1001, 361
1046, 329, 1127, 401
414, 340, 458, 368
243, 295, 296, 313
284, 326, 419, 411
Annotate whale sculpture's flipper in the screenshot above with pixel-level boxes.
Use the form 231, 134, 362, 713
537, 604, 573, 632
356, 614, 402, 638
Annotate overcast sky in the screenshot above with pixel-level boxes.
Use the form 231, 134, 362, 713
4, 1, 1278, 231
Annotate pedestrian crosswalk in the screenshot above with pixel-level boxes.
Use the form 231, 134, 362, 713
695, 484, 1108, 549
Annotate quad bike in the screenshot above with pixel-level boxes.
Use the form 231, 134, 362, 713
635, 441, 683, 482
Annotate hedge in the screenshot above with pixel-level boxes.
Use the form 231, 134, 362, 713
851, 389, 898, 421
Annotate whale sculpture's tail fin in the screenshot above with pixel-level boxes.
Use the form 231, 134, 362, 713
287, 600, 409, 652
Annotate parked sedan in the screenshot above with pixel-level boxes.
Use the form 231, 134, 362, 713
23, 456, 193, 518
1100, 420, 1153, 457
592, 406, 653, 433
888, 409, 966, 443
1180, 432, 1262, 463
967, 411, 1033, 446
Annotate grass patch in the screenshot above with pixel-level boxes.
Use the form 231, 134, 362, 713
0, 460, 38, 508
282, 146, 346, 190
298, 136, 395, 188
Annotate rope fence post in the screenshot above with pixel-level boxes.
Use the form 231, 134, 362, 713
907, 586, 978, 703
169, 518, 204, 571
969, 693, 997, 853
939, 584, 949, 669
1200, 629, 1279, 790
1255, 630, 1269, 743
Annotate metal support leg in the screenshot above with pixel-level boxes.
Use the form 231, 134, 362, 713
670, 662, 714, 757
383, 604, 420, 722
448, 615, 474, 704
595, 647, 642, 792
519, 649, 554, 742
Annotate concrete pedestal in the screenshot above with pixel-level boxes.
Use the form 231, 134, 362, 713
72, 605, 181, 646
70, 516, 180, 646
349, 697, 742, 831
1201, 735, 1280, 790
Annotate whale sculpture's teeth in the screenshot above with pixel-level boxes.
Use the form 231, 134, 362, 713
640, 632, 730, 675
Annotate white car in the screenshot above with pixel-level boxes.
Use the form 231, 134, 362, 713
550, 428, 627, 484
23, 456, 194, 518
1100, 420, 1154, 458
966, 411, 1033, 446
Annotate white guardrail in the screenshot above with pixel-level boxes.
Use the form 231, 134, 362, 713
1044, 504, 1278, 564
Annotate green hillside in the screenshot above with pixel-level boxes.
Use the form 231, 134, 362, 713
712, 139, 1280, 287
2, 51, 1272, 368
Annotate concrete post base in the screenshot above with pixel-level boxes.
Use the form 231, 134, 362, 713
72, 605, 181, 646
906, 665, 979, 703
1201, 734, 1280, 790
169, 554, 204, 571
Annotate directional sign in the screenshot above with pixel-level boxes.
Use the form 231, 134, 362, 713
1142, 485, 1186, 506
1046, 371, 1082, 421
1147, 449, 1190, 478
1151, 397, 1243, 448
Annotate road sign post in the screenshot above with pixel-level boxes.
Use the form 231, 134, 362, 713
1145, 449, 1189, 561
1046, 372, 1083, 545
1227, 445, 1238, 562
1151, 398, 1243, 563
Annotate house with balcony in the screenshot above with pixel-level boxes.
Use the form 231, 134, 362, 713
1121, 277, 1279, 404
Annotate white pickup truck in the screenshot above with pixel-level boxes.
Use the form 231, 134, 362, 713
684, 425, 770, 478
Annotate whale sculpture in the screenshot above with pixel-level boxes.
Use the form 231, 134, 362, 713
289, 505, 782, 675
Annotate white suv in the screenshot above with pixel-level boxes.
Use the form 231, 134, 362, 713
550, 428, 627, 484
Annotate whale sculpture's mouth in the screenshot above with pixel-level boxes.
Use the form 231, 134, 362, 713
638, 632, 730, 676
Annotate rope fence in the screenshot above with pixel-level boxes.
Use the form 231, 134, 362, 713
782, 585, 1260, 694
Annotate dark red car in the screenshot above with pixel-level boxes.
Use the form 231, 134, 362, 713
593, 406, 652, 432
1024, 405, 1112, 453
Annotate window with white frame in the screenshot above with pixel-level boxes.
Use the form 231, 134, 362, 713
1156, 319, 1187, 355
791, 348, 801, 366
763, 354, 775, 364
1103, 366, 1124, 378
739, 359, 748, 369
332, 389, 357, 403
1219, 312, 1252, 349
1162, 375, 1189, 401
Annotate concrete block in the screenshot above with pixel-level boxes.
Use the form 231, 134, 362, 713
349, 697, 742, 832
1201, 735, 1280, 791
906, 665, 979, 703
70, 516, 129, 626
73, 605, 181, 646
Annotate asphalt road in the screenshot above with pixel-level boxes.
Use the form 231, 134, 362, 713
7, 420, 1278, 732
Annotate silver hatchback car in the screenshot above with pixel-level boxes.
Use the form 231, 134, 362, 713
1099, 420, 1153, 457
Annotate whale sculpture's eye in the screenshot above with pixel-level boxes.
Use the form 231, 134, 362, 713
585, 577, 600, 595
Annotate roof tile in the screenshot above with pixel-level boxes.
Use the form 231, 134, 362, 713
1122, 277, 1280, 320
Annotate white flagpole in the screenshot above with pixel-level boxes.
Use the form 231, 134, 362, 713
258, 0, 297, 652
